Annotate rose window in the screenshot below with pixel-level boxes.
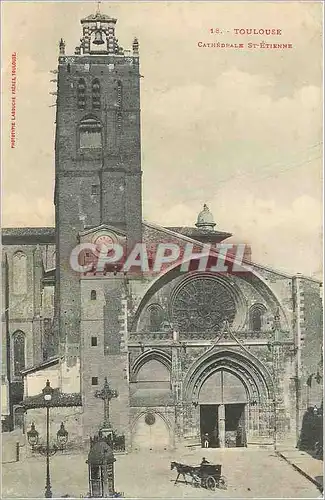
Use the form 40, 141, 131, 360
172, 277, 237, 332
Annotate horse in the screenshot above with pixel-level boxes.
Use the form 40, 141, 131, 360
170, 461, 195, 485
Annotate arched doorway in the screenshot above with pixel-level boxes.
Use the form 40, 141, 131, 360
199, 370, 248, 448
183, 347, 273, 448
132, 412, 171, 451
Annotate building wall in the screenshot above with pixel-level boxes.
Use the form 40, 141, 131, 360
2, 242, 55, 427
297, 277, 323, 407
25, 406, 83, 452
80, 277, 129, 442
24, 365, 60, 398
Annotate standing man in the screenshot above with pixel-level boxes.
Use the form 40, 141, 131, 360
203, 432, 209, 448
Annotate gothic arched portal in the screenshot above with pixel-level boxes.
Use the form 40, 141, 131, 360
182, 347, 274, 448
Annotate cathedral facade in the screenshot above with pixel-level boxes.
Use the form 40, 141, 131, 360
1, 11, 323, 451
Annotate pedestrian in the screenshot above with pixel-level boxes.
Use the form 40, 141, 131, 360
203, 432, 209, 448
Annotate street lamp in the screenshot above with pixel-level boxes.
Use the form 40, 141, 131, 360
27, 422, 39, 450
57, 422, 69, 450
42, 379, 54, 498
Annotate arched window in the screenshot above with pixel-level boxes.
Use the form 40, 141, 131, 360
148, 304, 164, 332
77, 78, 86, 110
91, 290, 97, 301
12, 331, 25, 377
12, 251, 27, 294
79, 116, 102, 149
92, 79, 101, 110
249, 304, 267, 332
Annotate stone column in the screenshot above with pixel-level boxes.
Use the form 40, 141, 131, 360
218, 404, 226, 447
172, 345, 182, 446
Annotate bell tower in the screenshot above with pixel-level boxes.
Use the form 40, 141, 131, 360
54, 10, 142, 375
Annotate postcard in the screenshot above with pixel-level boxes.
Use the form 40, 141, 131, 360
1, 1, 323, 498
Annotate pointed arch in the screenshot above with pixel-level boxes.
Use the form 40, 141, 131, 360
12, 251, 27, 294
183, 346, 273, 404
130, 262, 291, 333
198, 367, 250, 404
130, 350, 173, 407
147, 303, 165, 332
130, 409, 172, 450
131, 349, 171, 379
249, 303, 267, 332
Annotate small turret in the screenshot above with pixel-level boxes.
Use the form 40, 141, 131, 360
59, 38, 65, 56
133, 37, 139, 55
195, 204, 216, 231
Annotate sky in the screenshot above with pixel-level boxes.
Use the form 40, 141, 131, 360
1, 1, 323, 277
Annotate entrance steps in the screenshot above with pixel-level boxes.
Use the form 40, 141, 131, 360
248, 442, 274, 450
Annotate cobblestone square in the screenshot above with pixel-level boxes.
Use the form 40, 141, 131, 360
2, 448, 321, 499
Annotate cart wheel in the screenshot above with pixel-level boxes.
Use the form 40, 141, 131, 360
218, 475, 227, 490
206, 476, 216, 491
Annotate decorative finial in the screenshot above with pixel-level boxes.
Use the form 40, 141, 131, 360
96, 0, 101, 15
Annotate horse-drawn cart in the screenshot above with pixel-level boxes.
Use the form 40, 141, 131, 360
171, 460, 227, 491
192, 463, 227, 491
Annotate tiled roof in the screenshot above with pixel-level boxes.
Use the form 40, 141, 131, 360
21, 356, 60, 375
166, 226, 232, 240
22, 390, 82, 409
